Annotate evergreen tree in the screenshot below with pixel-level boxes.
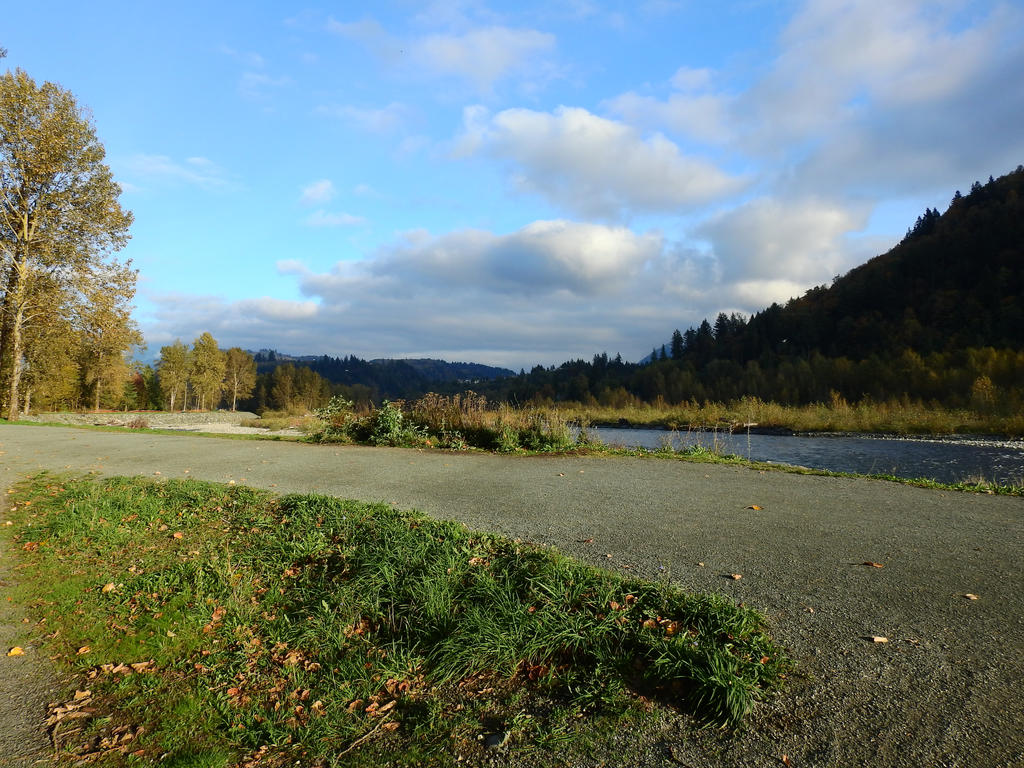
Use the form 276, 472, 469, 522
670, 329, 684, 360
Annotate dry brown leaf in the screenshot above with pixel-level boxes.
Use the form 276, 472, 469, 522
745, 505, 763, 510
172, 532, 184, 539
730, 573, 742, 580
101, 582, 117, 594
6, 646, 24, 657
964, 593, 979, 600
782, 755, 791, 766
862, 561, 884, 568
870, 636, 889, 643
77, 646, 91, 655
382, 721, 400, 731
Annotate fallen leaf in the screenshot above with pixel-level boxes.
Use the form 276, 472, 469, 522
577, 538, 594, 544
964, 593, 979, 600
745, 505, 763, 510
73, 690, 91, 701
697, 562, 705, 567
172, 532, 184, 539
7, 646, 24, 657
870, 636, 889, 643
77, 646, 91, 655
730, 573, 742, 580
861, 561, 884, 568
382, 721, 400, 731
101, 582, 117, 594
782, 755, 791, 766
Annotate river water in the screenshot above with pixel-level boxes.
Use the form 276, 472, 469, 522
588, 427, 1024, 485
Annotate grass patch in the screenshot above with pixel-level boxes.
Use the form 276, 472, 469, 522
4, 475, 788, 766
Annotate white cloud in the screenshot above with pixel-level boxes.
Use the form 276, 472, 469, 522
740, 0, 1024, 190
458, 105, 745, 218
120, 154, 233, 191
670, 66, 713, 92
238, 72, 291, 101
218, 45, 265, 68
415, 26, 555, 93
604, 90, 733, 145
303, 210, 366, 227
316, 102, 411, 133
363, 219, 662, 296
299, 179, 336, 206
696, 197, 870, 284
327, 17, 556, 94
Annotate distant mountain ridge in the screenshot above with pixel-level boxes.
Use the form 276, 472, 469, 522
369, 358, 516, 382
250, 350, 513, 401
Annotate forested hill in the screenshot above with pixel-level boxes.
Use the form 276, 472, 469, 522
736, 165, 1024, 360
474, 166, 1024, 409
251, 351, 513, 402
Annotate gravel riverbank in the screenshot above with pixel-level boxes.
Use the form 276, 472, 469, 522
0, 424, 1021, 767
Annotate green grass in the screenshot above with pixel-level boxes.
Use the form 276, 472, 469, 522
4, 475, 788, 767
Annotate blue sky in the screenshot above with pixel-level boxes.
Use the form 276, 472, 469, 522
5, 1, 1023, 368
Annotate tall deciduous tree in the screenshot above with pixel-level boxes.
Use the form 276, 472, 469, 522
0, 69, 133, 418
77, 261, 141, 411
157, 341, 190, 412
223, 347, 256, 411
190, 332, 225, 410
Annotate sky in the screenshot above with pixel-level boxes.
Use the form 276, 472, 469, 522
4, 0, 1023, 369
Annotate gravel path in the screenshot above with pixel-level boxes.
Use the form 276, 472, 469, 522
1, 424, 1022, 767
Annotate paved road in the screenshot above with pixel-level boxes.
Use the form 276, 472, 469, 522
1, 424, 1022, 767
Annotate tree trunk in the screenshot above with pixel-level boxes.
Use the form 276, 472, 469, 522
6, 302, 25, 421
168, 387, 176, 412
231, 384, 237, 411
23, 386, 30, 416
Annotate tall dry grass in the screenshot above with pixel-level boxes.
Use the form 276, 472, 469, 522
557, 395, 1023, 436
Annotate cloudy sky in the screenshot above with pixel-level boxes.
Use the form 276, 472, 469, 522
6, 1, 1023, 368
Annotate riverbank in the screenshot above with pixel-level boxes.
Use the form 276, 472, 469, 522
0, 424, 1021, 766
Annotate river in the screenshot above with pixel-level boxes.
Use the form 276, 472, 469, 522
587, 427, 1024, 485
